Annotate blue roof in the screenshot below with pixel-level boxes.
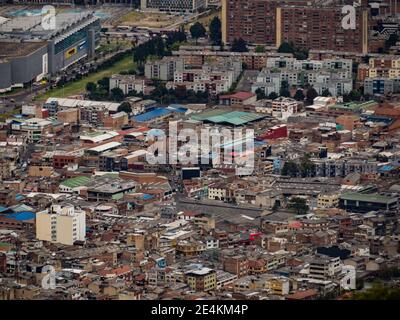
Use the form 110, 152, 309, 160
168, 105, 187, 113
378, 165, 397, 172
15, 194, 25, 201
142, 194, 154, 200
0, 206, 8, 213
4, 211, 35, 221
134, 108, 173, 122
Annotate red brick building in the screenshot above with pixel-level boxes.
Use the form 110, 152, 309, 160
222, 0, 369, 54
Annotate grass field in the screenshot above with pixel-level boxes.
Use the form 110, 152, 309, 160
35, 55, 136, 102
115, 10, 179, 28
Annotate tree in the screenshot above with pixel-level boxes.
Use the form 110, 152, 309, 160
299, 153, 315, 177
278, 41, 308, 60
349, 89, 362, 101
294, 89, 305, 101
209, 16, 222, 45
280, 80, 291, 97
231, 38, 248, 52
190, 22, 206, 43
322, 89, 332, 97
255, 45, 266, 53
255, 88, 266, 100
117, 101, 132, 114
268, 92, 278, 100
288, 197, 309, 215
98, 77, 110, 91
278, 42, 295, 54
86, 82, 97, 93
281, 161, 299, 177
306, 87, 318, 105
110, 87, 125, 102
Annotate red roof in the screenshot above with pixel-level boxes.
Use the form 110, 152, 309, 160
286, 289, 318, 300
219, 92, 256, 100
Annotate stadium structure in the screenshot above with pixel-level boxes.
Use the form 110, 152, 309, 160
0, 11, 100, 93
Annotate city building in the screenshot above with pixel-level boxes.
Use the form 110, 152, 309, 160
141, 0, 206, 13
221, 0, 369, 54
36, 204, 86, 245
109, 75, 146, 95
0, 11, 100, 92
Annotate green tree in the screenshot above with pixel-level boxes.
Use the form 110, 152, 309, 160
86, 82, 97, 93
231, 38, 248, 52
190, 22, 206, 43
117, 101, 132, 113
288, 197, 309, 215
268, 92, 278, 100
280, 80, 291, 97
255, 45, 266, 53
98, 77, 110, 91
294, 89, 305, 101
278, 42, 295, 54
281, 161, 299, 177
255, 88, 266, 99
306, 87, 318, 105
110, 87, 125, 102
322, 89, 332, 97
349, 89, 362, 101
209, 16, 222, 45
299, 153, 314, 177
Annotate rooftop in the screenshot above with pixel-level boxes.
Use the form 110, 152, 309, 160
60, 176, 91, 189
340, 192, 398, 204
191, 110, 266, 126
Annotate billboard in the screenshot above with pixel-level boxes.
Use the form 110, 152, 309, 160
65, 40, 87, 59
65, 47, 77, 59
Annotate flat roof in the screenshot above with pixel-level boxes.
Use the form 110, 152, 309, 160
46, 98, 120, 112
60, 176, 91, 188
87, 141, 122, 153
0, 41, 46, 60
340, 192, 397, 204
192, 110, 266, 126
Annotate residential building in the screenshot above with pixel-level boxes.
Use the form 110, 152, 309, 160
36, 204, 86, 245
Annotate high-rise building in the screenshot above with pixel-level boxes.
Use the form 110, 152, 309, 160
222, 0, 369, 54
36, 204, 86, 245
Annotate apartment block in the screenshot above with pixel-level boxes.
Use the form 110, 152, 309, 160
36, 204, 86, 245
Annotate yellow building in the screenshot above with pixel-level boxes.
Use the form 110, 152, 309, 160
186, 268, 217, 292
317, 193, 339, 209
36, 204, 86, 245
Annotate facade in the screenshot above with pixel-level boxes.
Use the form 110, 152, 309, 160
309, 256, 341, 281
109, 75, 146, 95
222, 0, 369, 54
141, 0, 206, 13
145, 57, 185, 81
0, 12, 100, 92
252, 57, 353, 97
339, 193, 399, 213
185, 267, 217, 291
36, 204, 86, 245
166, 58, 242, 95
364, 77, 400, 95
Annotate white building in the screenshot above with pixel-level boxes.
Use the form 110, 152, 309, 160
36, 204, 86, 245
252, 57, 353, 97
141, 0, 206, 13
271, 97, 299, 120
109, 74, 146, 95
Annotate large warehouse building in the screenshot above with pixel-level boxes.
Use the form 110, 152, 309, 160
0, 11, 100, 93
